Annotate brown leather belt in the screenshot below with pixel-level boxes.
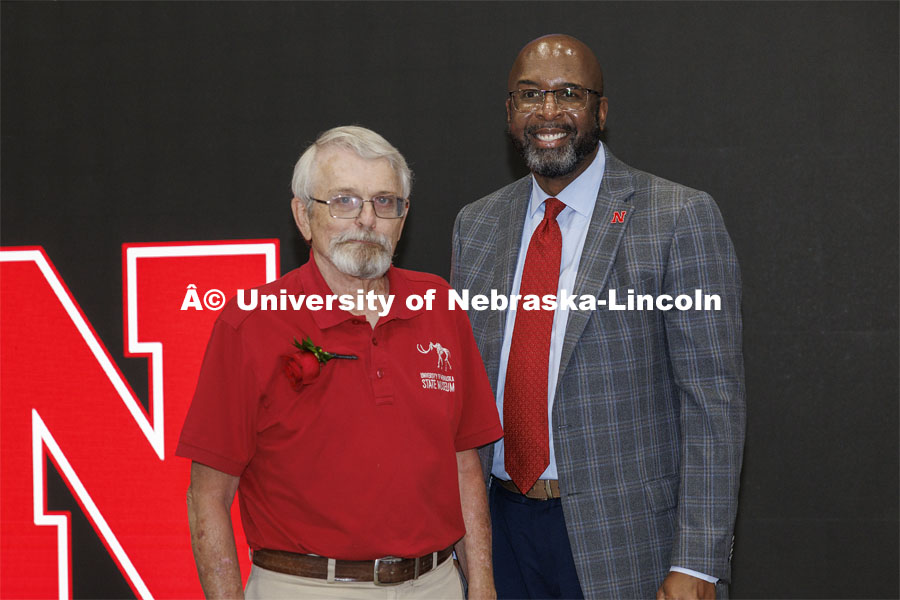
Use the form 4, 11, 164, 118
251, 546, 454, 585
497, 477, 561, 500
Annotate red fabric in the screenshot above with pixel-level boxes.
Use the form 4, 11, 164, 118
176, 255, 502, 559
503, 198, 565, 493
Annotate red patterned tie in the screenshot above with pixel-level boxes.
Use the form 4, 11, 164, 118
504, 197, 565, 494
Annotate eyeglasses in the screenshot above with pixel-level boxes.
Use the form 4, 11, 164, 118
311, 195, 409, 219
508, 86, 602, 112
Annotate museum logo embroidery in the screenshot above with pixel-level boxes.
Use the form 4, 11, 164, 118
417, 341, 455, 392
416, 341, 452, 371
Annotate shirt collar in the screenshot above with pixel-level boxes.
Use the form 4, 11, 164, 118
383, 265, 418, 322
528, 141, 607, 219
298, 253, 418, 330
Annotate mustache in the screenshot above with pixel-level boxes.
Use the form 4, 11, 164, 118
331, 230, 393, 253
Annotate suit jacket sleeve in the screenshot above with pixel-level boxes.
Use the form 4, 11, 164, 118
663, 192, 746, 581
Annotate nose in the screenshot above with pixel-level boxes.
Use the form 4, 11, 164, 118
355, 200, 378, 229
539, 91, 562, 120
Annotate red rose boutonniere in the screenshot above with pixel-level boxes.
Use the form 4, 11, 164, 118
282, 336, 357, 390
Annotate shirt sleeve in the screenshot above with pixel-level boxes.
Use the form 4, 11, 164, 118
175, 316, 261, 476
451, 306, 503, 451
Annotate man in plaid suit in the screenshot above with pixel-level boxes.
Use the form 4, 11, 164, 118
450, 35, 745, 599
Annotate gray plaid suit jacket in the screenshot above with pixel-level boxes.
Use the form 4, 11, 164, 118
450, 146, 745, 599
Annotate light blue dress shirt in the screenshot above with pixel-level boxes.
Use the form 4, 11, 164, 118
490, 143, 717, 585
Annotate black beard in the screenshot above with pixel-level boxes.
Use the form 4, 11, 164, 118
509, 118, 602, 178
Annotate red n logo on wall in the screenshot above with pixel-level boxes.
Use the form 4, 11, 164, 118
610, 210, 627, 224
0, 241, 279, 598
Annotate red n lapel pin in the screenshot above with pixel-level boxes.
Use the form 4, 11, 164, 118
611, 210, 627, 224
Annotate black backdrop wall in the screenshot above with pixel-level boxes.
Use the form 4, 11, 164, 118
2, 2, 897, 598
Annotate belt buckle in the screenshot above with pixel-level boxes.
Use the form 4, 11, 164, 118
373, 556, 403, 586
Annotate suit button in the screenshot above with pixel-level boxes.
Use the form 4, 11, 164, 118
376, 369, 384, 378
372, 338, 378, 345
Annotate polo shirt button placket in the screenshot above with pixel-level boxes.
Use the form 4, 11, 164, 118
371, 329, 392, 403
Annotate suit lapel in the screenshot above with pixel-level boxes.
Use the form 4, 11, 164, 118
495, 176, 532, 296
557, 148, 636, 383
492, 176, 532, 341
474, 176, 531, 390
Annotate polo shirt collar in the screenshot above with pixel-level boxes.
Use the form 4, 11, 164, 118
383, 265, 418, 322
298, 253, 419, 330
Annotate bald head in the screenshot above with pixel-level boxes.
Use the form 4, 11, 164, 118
508, 34, 604, 95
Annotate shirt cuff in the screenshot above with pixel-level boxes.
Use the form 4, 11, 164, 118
669, 567, 718, 584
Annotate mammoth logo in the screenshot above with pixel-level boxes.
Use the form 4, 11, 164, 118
416, 341, 452, 371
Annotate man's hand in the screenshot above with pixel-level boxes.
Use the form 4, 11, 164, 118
466, 580, 498, 600
656, 571, 715, 600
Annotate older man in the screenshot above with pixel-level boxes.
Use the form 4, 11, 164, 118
178, 126, 502, 598
451, 35, 745, 599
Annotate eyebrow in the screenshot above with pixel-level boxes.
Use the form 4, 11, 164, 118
515, 79, 583, 89
327, 188, 401, 197
327, 188, 361, 196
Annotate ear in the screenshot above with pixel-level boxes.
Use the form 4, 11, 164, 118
505, 97, 513, 124
596, 96, 609, 131
291, 197, 312, 241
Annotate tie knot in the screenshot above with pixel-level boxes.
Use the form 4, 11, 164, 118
543, 198, 565, 221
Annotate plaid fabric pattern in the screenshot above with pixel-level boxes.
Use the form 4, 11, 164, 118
450, 147, 746, 599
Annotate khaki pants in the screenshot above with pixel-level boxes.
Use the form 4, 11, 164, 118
244, 556, 464, 599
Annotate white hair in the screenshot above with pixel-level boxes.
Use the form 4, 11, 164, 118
291, 125, 412, 212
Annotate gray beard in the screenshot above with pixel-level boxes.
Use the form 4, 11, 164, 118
522, 143, 579, 178
328, 230, 393, 279
510, 118, 602, 178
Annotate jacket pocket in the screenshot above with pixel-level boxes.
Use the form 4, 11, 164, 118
643, 474, 678, 513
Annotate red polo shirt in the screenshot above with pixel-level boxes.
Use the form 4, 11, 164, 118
176, 256, 502, 559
